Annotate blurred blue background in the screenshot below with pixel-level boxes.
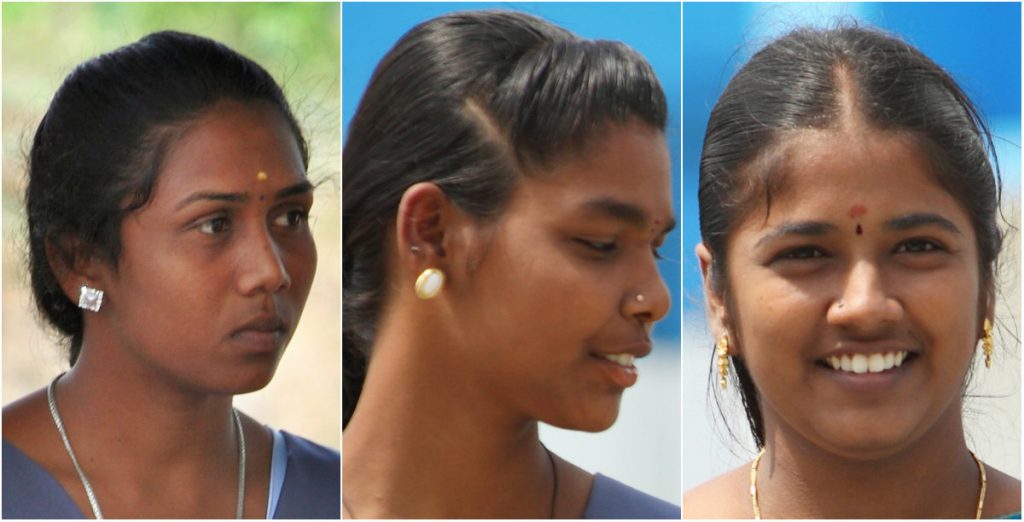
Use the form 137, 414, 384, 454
683, 2, 1021, 490
343, 2, 681, 504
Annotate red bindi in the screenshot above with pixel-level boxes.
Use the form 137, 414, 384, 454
848, 204, 867, 219
856, 224, 863, 235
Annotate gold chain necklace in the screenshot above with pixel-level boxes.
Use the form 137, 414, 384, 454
749, 448, 986, 519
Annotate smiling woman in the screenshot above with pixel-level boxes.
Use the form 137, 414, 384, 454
2, 32, 338, 518
342, 9, 678, 519
684, 24, 1020, 519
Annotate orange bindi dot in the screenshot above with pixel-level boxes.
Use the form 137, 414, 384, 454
257, 171, 268, 182
848, 204, 866, 219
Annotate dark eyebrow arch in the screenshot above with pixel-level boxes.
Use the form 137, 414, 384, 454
276, 181, 314, 199
755, 221, 837, 248
887, 213, 961, 235
580, 197, 676, 234
175, 181, 313, 211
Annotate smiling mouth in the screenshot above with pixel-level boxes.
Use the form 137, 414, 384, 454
818, 351, 918, 374
602, 353, 636, 367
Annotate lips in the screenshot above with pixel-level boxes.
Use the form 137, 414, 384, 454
589, 339, 651, 388
230, 313, 288, 352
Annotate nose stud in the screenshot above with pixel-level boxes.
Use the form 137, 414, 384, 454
636, 294, 645, 303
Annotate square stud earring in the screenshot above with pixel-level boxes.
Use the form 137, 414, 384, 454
78, 284, 104, 312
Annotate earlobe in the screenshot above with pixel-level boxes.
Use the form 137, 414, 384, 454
44, 236, 107, 308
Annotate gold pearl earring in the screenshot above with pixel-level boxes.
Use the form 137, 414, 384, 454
982, 319, 994, 368
717, 335, 730, 390
414, 268, 445, 300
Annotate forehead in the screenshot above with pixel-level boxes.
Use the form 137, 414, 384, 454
740, 128, 966, 226
147, 100, 305, 204
517, 123, 672, 212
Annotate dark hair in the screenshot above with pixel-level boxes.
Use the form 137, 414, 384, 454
343, 10, 667, 427
27, 30, 309, 366
698, 25, 1002, 448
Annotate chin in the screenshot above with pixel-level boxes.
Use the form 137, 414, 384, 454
811, 422, 920, 460
543, 400, 621, 433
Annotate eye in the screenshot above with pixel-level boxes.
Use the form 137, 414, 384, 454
575, 238, 617, 254
895, 238, 945, 254
773, 246, 827, 262
198, 216, 231, 235
272, 208, 310, 229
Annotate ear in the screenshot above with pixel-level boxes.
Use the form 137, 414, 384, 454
696, 242, 735, 355
395, 182, 454, 273
45, 235, 109, 308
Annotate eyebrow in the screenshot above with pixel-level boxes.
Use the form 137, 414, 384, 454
755, 221, 837, 248
175, 181, 314, 211
755, 213, 962, 247
580, 197, 676, 234
886, 213, 961, 235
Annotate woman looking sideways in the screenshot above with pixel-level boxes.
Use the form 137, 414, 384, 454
343, 10, 678, 519
684, 25, 1021, 518
2, 31, 339, 518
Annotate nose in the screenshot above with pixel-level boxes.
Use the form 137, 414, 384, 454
826, 260, 903, 335
622, 259, 670, 326
237, 227, 292, 296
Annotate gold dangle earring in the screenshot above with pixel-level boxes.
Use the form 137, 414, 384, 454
982, 319, 994, 368
717, 335, 730, 390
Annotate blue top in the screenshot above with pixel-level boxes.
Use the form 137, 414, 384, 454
584, 474, 679, 519
2, 431, 339, 519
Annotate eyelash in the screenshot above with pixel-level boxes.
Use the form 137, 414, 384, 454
575, 239, 664, 260
774, 246, 827, 262
894, 238, 946, 254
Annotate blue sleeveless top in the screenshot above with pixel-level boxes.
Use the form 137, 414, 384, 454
584, 474, 679, 519
2, 431, 339, 519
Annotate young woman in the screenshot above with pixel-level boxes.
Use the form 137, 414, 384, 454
343, 10, 679, 518
2, 31, 339, 518
684, 25, 1021, 519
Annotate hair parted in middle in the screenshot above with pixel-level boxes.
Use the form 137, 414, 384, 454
343, 10, 668, 427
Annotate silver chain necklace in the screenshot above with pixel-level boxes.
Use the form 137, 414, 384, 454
46, 375, 246, 519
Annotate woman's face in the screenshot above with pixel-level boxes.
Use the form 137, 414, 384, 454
716, 127, 983, 457
98, 99, 316, 393
446, 122, 673, 432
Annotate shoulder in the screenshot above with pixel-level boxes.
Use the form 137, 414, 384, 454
683, 463, 751, 519
984, 463, 1021, 519
584, 473, 680, 519
273, 431, 339, 519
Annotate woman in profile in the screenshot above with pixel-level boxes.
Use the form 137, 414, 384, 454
684, 25, 1021, 518
343, 10, 678, 518
3, 31, 338, 518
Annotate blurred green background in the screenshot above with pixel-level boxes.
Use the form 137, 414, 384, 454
2, 3, 340, 449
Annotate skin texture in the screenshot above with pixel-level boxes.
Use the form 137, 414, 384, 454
342, 121, 673, 518
3, 99, 317, 518
686, 125, 1020, 518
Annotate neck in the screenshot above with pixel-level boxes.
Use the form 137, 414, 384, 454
58, 336, 238, 470
342, 317, 555, 518
755, 404, 982, 518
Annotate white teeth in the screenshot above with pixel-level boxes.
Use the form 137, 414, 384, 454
603, 353, 635, 367
825, 351, 909, 374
